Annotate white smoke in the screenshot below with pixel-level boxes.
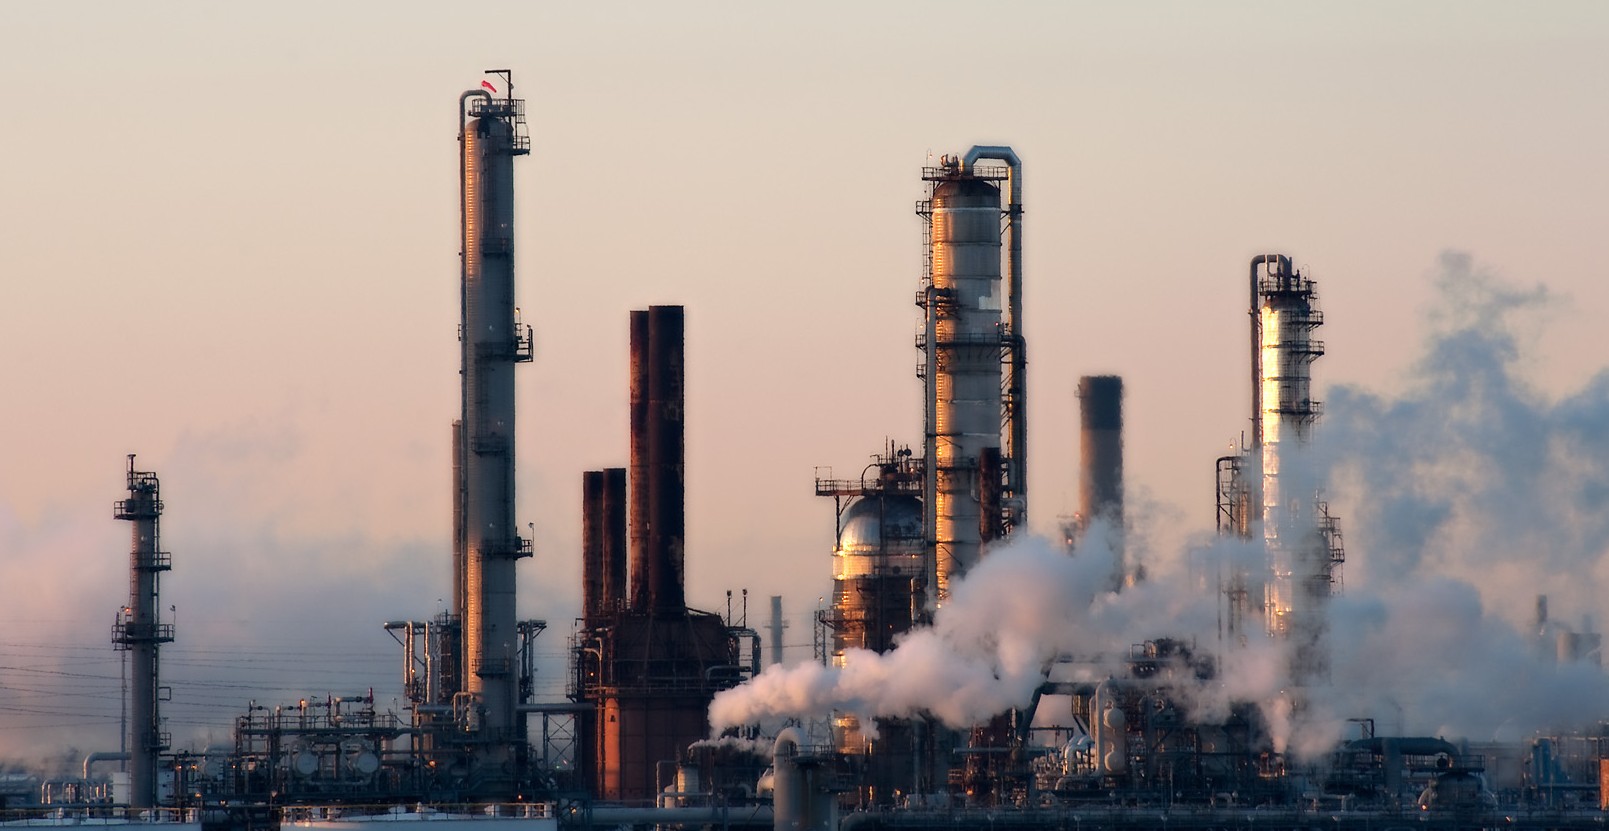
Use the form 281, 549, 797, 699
711, 252, 1609, 758
709, 523, 1219, 733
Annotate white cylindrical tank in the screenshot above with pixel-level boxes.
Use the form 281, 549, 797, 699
926, 174, 1003, 602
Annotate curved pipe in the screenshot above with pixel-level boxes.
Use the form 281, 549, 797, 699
962, 146, 1026, 523
82, 751, 129, 780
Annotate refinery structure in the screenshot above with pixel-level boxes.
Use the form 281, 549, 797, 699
13, 72, 1609, 831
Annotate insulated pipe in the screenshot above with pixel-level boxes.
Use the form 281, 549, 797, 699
962, 146, 1026, 524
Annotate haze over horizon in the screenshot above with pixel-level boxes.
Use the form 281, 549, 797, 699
2, 2, 1606, 764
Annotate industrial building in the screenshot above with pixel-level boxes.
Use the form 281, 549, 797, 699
22, 74, 1609, 831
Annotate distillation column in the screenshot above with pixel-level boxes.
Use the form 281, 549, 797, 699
112, 455, 173, 810
1251, 254, 1334, 681
918, 148, 1022, 604
456, 82, 533, 763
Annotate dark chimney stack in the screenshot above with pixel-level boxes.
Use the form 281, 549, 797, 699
628, 306, 687, 615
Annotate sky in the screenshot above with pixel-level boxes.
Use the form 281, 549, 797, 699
1, 2, 1607, 763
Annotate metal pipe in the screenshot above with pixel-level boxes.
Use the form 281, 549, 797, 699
82, 751, 129, 781
574, 804, 774, 826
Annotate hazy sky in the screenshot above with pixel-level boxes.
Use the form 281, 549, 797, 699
2, 2, 1606, 760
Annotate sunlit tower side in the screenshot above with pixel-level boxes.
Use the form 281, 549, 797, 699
112, 454, 174, 810
1216, 254, 1345, 679
916, 146, 1024, 605
455, 71, 533, 774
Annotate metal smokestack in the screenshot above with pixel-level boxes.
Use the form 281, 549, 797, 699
112, 454, 173, 810
627, 306, 688, 615
602, 467, 627, 617
628, 310, 651, 612
582, 471, 606, 627
646, 305, 687, 614
1077, 375, 1125, 589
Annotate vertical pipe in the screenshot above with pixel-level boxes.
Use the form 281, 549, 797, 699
602, 468, 628, 618
582, 471, 606, 627
628, 310, 652, 612
977, 446, 1002, 545
647, 305, 687, 614
450, 419, 466, 693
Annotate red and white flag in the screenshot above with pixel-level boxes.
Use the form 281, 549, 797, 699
481, 80, 498, 93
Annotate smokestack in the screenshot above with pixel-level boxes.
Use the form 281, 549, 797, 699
1077, 375, 1125, 589
768, 595, 785, 666
647, 305, 687, 614
629, 309, 651, 612
602, 468, 627, 617
627, 306, 687, 615
582, 471, 606, 626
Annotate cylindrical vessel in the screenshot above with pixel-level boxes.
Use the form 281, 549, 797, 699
112, 458, 171, 810
831, 495, 925, 665
1252, 256, 1327, 679
460, 96, 524, 749
928, 177, 1003, 601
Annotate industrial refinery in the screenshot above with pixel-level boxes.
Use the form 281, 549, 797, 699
7, 70, 1609, 831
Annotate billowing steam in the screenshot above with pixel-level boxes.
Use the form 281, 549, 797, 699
711, 252, 1609, 756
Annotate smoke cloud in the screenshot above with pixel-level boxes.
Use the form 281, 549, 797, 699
712, 252, 1609, 757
